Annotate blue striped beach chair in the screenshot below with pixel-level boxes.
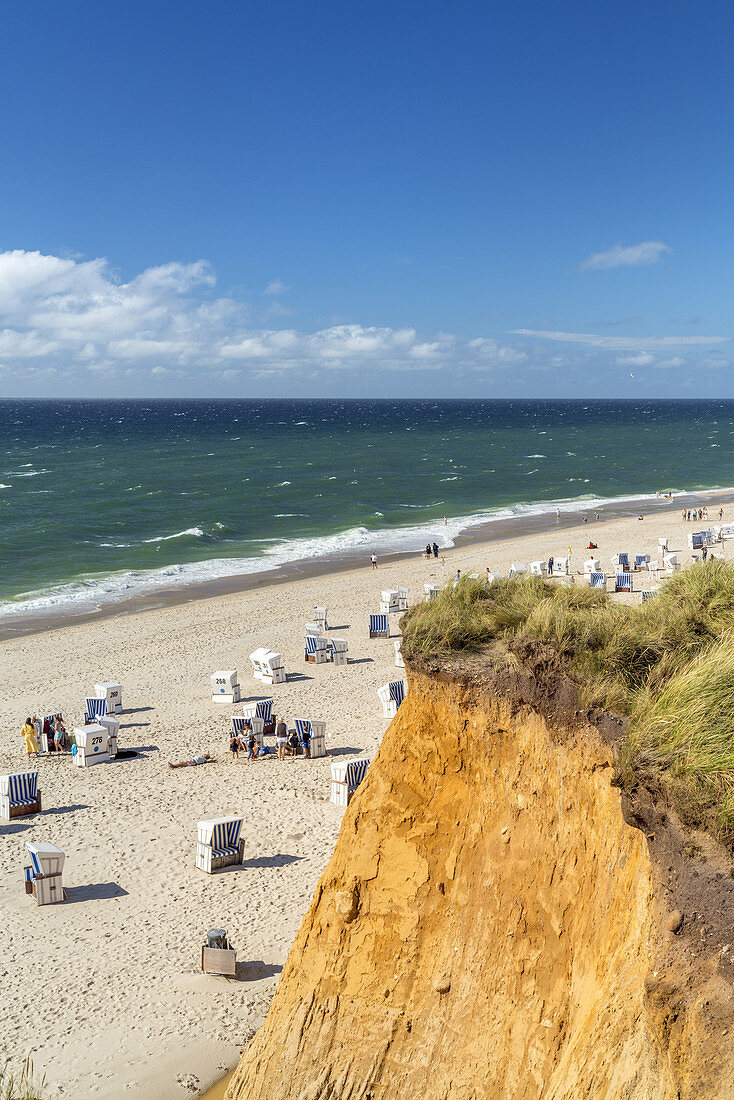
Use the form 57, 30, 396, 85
618, 553, 629, 568
24, 841, 65, 904
330, 757, 370, 805
641, 590, 658, 602
634, 554, 648, 569
615, 573, 633, 592
196, 817, 244, 873
0, 771, 41, 820
346, 759, 369, 796
295, 719, 312, 755
85, 697, 107, 723
231, 716, 263, 751
305, 635, 318, 658
691, 531, 705, 549
255, 700, 273, 723
588, 572, 605, 589
389, 680, 406, 709
369, 614, 389, 638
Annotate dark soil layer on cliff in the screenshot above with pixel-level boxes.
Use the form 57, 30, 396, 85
402, 563, 734, 842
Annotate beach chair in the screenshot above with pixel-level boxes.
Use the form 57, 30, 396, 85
95, 681, 123, 714
196, 817, 244, 874
24, 842, 65, 905
509, 562, 527, 577
634, 554, 650, 570
369, 614, 389, 638
313, 606, 329, 630
588, 572, 605, 589
85, 696, 107, 723
211, 670, 241, 703
305, 634, 330, 664
0, 772, 41, 820
293, 719, 327, 758
394, 639, 405, 668
615, 573, 633, 592
242, 699, 275, 734
486, 573, 504, 583
552, 557, 570, 576
72, 724, 111, 767
583, 558, 601, 574
530, 560, 547, 576
423, 582, 441, 601
201, 929, 237, 977
330, 758, 370, 807
663, 553, 680, 574
641, 590, 659, 602
396, 585, 409, 611
99, 714, 119, 757
330, 637, 349, 666
261, 650, 286, 685
377, 679, 408, 719
232, 715, 264, 751
41, 713, 64, 753
380, 590, 401, 614
658, 537, 669, 553
688, 532, 705, 550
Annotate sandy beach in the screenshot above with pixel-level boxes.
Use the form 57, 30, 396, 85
0, 500, 728, 1098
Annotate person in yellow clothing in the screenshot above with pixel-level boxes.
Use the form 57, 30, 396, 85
21, 717, 38, 758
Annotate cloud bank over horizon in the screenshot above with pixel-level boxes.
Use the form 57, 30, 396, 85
0, 249, 730, 395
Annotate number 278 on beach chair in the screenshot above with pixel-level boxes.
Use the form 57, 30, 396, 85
369, 614, 389, 638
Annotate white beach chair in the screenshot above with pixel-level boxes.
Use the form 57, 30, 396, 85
658, 537, 669, 553
552, 557, 570, 576
330, 637, 349, 666
72, 724, 111, 767
377, 679, 408, 719
396, 585, 409, 611
423, 582, 441, 601
24, 842, 65, 905
330, 758, 370, 807
380, 589, 401, 614
663, 553, 680, 574
312, 606, 329, 630
211, 669, 241, 703
583, 558, 601, 574
196, 818, 244, 874
261, 650, 286, 685
98, 714, 119, 757
611, 553, 629, 572
509, 562, 527, 577
0, 772, 41, 821
95, 681, 123, 714
394, 639, 405, 668
530, 560, 547, 576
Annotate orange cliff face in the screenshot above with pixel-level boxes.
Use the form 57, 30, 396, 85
226, 648, 734, 1100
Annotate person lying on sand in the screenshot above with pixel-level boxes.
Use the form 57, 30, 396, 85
168, 754, 215, 769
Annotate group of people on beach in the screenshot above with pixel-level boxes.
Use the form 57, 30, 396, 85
229, 716, 312, 763
20, 714, 68, 758
682, 507, 722, 523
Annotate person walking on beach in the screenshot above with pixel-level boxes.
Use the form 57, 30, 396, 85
432, 541, 439, 558
425, 543, 432, 559
548, 555, 554, 575
702, 545, 708, 562
720, 507, 724, 520
21, 718, 38, 759
370, 552, 377, 569
682, 509, 687, 521
275, 718, 288, 761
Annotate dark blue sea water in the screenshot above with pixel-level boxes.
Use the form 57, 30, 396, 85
1, 398, 732, 621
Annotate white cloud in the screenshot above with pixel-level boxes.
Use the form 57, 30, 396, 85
579, 241, 672, 271
263, 278, 290, 295
0, 249, 529, 382
616, 353, 654, 367
512, 329, 729, 350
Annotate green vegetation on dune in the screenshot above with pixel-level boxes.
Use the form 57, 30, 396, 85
401, 562, 734, 840
0, 1060, 45, 1100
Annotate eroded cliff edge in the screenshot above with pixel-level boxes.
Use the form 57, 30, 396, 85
226, 646, 734, 1099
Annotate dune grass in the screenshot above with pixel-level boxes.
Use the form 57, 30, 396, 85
401, 561, 734, 840
0, 1059, 45, 1100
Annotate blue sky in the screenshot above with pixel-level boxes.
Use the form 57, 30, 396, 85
1, 1, 733, 397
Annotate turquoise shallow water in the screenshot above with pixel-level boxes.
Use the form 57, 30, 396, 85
0, 398, 732, 620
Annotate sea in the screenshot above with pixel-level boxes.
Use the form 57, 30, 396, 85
1, 398, 732, 627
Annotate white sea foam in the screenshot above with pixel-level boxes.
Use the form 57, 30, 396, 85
2, 486, 730, 622
141, 527, 206, 543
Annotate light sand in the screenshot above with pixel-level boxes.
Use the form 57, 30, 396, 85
0, 501, 727, 1098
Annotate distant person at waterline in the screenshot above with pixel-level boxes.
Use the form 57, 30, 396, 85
432, 542, 439, 558
370, 552, 377, 569
425, 543, 432, 559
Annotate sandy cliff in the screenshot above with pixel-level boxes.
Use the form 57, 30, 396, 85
226, 646, 734, 1099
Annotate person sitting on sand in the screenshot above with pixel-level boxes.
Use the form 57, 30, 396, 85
587, 542, 598, 550
21, 718, 38, 758
169, 754, 215, 769
275, 718, 288, 761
